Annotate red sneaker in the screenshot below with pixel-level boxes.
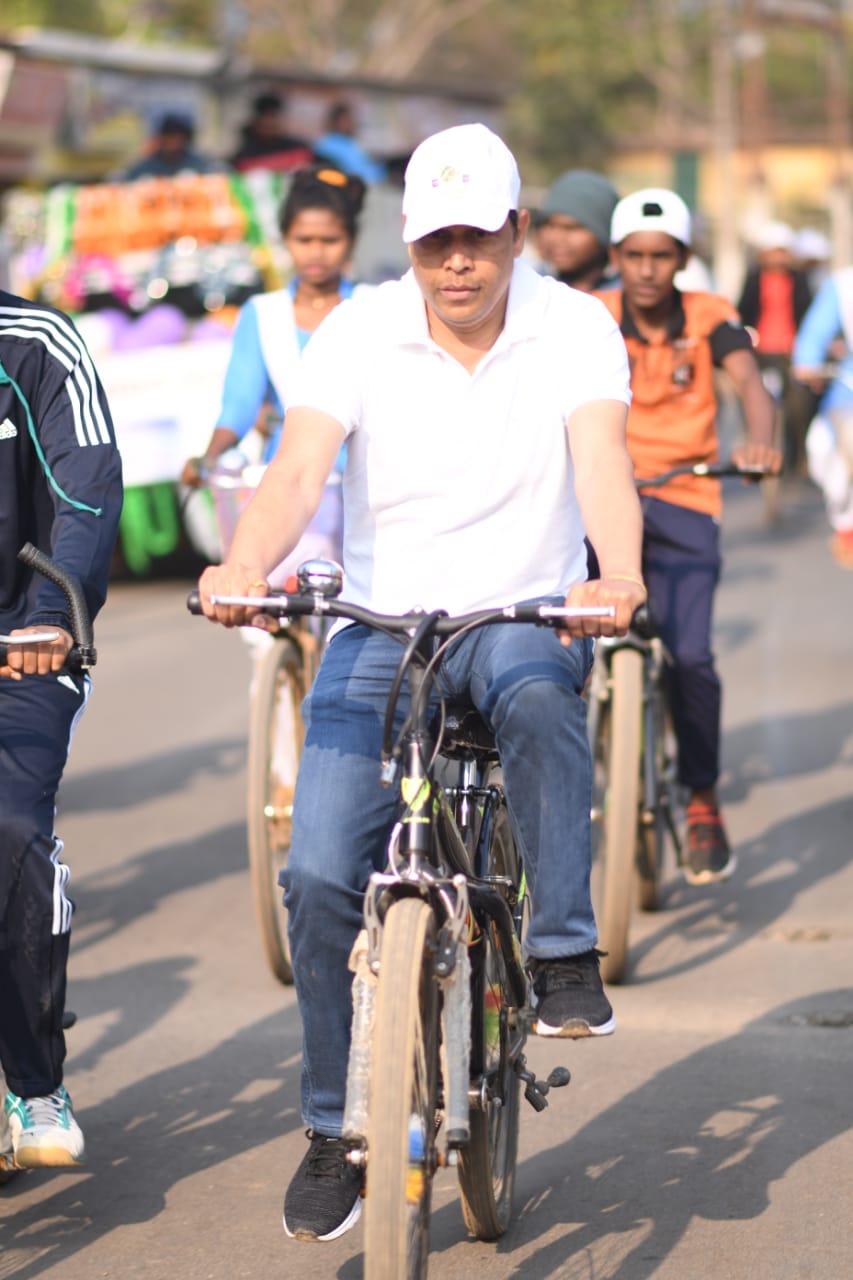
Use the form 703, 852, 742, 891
684, 801, 736, 885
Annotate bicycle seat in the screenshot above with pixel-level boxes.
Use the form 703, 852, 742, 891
441, 704, 497, 759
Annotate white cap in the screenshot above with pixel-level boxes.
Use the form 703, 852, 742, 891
402, 123, 521, 244
752, 220, 796, 253
794, 226, 830, 262
610, 188, 692, 247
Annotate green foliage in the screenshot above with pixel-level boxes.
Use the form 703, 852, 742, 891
3, 0, 852, 177
2, 0, 217, 39
508, 0, 660, 177
2, 0, 108, 32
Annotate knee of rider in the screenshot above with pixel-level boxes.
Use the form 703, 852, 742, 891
0, 821, 59, 924
279, 858, 352, 918
668, 646, 716, 679
498, 675, 579, 741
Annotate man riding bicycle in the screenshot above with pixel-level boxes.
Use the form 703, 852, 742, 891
0, 288, 122, 1172
198, 123, 646, 1243
597, 189, 781, 884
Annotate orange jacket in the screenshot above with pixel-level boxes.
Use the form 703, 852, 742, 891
596, 289, 751, 517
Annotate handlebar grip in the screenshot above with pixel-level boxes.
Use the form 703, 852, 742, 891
0, 643, 87, 674
17, 541, 94, 651
630, 603, 656, 641
187, 589, 203, 615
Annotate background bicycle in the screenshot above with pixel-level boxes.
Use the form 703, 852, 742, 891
191, 563, 610, 1279
205, 461, 343, 984
588, 461, 772, 985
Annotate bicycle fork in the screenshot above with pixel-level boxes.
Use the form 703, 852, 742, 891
341, 873, 473, 1160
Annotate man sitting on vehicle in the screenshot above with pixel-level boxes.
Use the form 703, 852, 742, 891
1, 288, 122, 1172
198, 123, 646, 1243
597, 189, 781, 884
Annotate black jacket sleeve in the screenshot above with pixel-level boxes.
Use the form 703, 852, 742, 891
0, 295, 123, 634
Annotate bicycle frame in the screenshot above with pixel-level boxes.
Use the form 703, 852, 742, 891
347, 627, 530, 1157
191, 566, 608, 1266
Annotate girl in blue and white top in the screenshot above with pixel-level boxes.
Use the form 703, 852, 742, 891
182, 165, 368, 485
792, 266, 853, 565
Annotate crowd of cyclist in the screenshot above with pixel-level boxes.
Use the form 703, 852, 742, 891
1, 119, 847, 1250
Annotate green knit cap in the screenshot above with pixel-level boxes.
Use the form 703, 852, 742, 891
539, 170, 620, 250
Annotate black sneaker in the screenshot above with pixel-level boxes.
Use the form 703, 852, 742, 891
684, 802, 736, 885
283, 1130, 363, 1242
529, 950, 615, 1038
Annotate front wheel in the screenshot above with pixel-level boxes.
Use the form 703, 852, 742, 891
636, 666, 677, 912
246, 635, 306, 985
591, 647, 643, 984
364, 897, 440, 1280
457, 774, 522, 1240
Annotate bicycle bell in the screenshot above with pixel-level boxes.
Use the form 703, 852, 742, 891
296, 558, 344, 598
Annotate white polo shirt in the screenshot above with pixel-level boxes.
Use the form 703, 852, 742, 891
291, 258, 630, 615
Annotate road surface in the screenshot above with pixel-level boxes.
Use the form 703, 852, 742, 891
1, 478, 851, 1279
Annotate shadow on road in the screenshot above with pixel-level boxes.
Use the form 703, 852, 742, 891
0, 1008, 305, 1276
63, 958, 195, 1075
426, 989, 853, 1279
67, 820, 249, 957
57, 737, 247, 814
722, 701, 853, 800
624, 792, 853, 985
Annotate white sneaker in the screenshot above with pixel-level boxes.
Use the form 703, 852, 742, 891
4, 1085, 86, 1168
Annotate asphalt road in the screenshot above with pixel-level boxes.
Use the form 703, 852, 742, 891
1, 478, 851, 1280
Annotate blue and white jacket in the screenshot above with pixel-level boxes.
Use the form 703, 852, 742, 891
0, 290, 123, 636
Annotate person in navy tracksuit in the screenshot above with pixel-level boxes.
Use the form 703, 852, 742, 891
0, 289, 122, 1171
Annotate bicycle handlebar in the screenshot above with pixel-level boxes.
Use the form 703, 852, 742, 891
636, 460, 772, 491
186, 590, 615, 634
0, 544, 97, 672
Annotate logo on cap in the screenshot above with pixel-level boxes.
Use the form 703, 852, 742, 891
432, 165, 470, 192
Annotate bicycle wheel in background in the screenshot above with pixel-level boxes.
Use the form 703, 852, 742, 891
636, 667, 678, 912
365, 897, 440, 1280
589, 647, 643, 985
457, 771, 522, 1241
246, 634, 306, 985
759, 367, 785, 525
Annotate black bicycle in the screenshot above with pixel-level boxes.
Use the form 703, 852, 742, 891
190, 561, 612, 1278
587, 460, 771, 984
199, 461, 343, 986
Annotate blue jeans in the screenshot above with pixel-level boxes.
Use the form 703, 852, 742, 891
280, 621, 595, 1134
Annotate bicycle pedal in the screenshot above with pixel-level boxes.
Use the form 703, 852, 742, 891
523, 1081, 549, 1112
546, 1066, 571, 1089
515, 1055, 571, 1112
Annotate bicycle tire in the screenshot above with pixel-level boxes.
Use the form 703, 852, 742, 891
636, 665, 676, 912
246, 635, 306, 985
457, 773, 521, 1240
364, 897, 440, 1280
593, 647, 643, 985
762, 400, 784, 525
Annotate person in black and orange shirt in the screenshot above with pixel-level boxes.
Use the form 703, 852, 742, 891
597, 189, 781, 883
229, 91, 315, 175
737, 222, 813, 474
